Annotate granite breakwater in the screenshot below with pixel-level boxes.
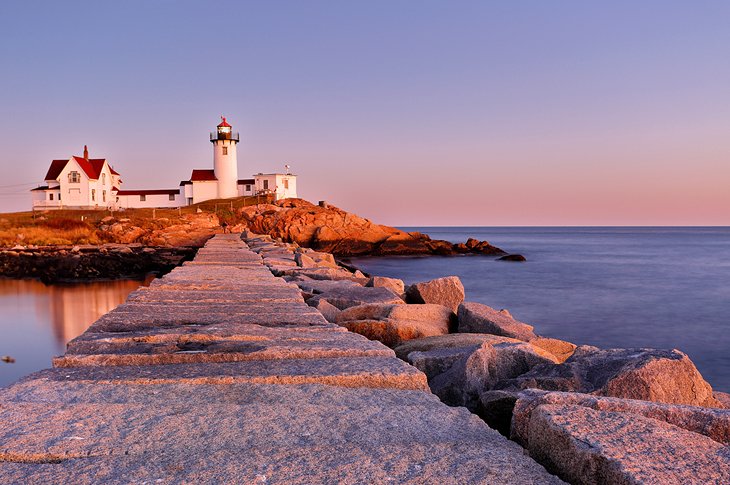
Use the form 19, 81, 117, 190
0, 234, 560, 483
2, 232, 728, 483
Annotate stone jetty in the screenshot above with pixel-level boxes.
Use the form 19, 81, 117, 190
0, 234, 561, 484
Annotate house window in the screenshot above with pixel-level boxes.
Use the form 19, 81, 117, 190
222, 147, 228, 155
68, 171, 80, 183
263, 180, 269, 190
91, 189, 96, 201
49, 193, 54, 201
102, 190, 106, 202
102, 173, 106, 185
283, 179, 289, 189
245, 184, 251, 192
140, 195, 146, 202
169, 194, 175, 201
58, 192, 61, 200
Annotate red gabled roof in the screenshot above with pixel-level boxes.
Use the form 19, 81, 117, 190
44, 160, 68, 181
190, 169, 217, 181
217, 116, 231, 128
109, 166, 120, 175
116, 189, 180, 196
237, 179, 255, 185
72, 156, 107, 180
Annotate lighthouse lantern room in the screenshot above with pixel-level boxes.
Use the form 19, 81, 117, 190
211, 116, 239, 198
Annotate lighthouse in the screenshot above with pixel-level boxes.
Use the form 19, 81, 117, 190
211, 116, 239, 199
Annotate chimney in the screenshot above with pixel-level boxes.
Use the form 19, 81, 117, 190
83, 145, 89, 160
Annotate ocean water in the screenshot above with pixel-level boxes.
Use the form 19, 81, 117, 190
0, 278, 149, 388
350, 227, 730, 393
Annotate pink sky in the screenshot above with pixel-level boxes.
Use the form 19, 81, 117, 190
1, 2, 728, 225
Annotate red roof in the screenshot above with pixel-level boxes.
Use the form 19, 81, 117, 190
190, 169, 217, 181
44, 160, 68, 181
109, 166, 120, 175
180, 181, 192, 186
237, 179, 255, 185
217, 116, 231, 128
116, 189, 180, 196
44, 157, 109, 181
30, 186, 50, 191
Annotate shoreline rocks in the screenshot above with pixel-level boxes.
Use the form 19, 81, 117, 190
0, 245, 198, 283
241, 199, 509, 257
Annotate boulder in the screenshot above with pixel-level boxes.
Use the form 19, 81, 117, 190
457, 302, 537, 341
511, 390, 730, 447
528, 337, 577, 363
311, 299, 341, 323
366, 276, 405, 297
496, 346, 722, 408
393, 333, 520, 361
294, 252, 317, 268
307, 286, 404, 311
336, 304, 454, 347
715, 391, 730, 409
497, 254, 526, 262
406, 276, 465, 312
425, 341, 560, 411
520, 404, 730, 484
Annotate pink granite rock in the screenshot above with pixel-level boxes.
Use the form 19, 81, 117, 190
457, 302, 537, 341
524, 404, 730, 484
406, 276, 465, 312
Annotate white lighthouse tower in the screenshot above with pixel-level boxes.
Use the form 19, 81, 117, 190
211, 116, 239, 199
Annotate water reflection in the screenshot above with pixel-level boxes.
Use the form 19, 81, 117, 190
0, 277, 151, 388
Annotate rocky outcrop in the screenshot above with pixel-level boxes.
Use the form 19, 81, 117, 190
335, 304, 454, 347
406, 276, 465, 312
458, 302, 538, 341
497, 346, 723, 408
0, 245, 197, 283
240, 199, 507, 256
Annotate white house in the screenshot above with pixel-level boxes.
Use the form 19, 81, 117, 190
31, 146, 122, 210
32, 118, 298, 210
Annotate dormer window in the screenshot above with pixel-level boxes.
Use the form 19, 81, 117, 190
68, 171, 80, 183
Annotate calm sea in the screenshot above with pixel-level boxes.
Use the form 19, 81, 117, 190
0, 278, 148, 388
350, 227, 730, 393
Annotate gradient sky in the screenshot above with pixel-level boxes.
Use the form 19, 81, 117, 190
1, 1, 728, 225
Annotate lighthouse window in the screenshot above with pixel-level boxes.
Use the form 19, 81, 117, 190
69, 171, 80, 183
222, 147, 228, 155
283, 179, 289, 189
263, 180, 269, 190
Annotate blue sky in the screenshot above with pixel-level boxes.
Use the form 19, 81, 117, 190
1, 1, 729, 224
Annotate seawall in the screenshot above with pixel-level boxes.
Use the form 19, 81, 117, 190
0, 234, 561, 483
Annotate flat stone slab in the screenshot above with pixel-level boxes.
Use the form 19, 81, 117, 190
0, 382, 561, 484
126, 288, 304, 303
23, 357, 428, 389
87, 311, 329, 331
58, 324, 395, 367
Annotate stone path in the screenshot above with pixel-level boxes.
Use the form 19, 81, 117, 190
0, 235, 562, 484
